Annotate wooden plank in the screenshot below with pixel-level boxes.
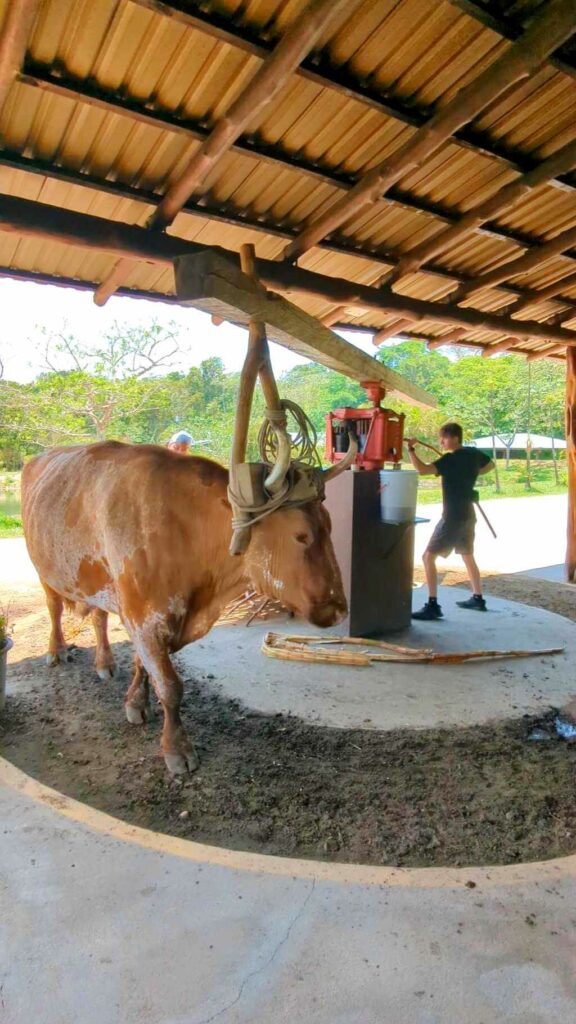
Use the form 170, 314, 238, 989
174, 251, 435, 407
0, 0, 38, 108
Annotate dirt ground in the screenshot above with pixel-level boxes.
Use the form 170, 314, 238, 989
1, 575, 576, 868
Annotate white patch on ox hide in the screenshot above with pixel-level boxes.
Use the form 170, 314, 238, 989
250, 550, 285, 593
128, 610, 171, 703
167, 595, 187, 618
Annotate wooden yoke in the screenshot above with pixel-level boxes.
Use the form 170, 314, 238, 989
229, 244, 289, 554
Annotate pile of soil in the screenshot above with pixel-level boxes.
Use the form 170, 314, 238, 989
2, 578, 576, 868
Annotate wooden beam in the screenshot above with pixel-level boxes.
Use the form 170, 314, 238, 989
527, 345, 565, 361
481, 337, 517, 357
566, 348, 576, 581
426, 329, 469, 350
320, 306, 348, 328
174, 251, 435, 407
448, 0, 576, 81
282, 0, 576, 262
372, 319, 418, 345
129, 0, 576, 186
0, 0, 38, 109
8, 147, 576, 316
2, 195, 576, 346
505, 270, 576, 316
387, 138, 576, 288
453, 223, 576, 305
94, 0, 351, 306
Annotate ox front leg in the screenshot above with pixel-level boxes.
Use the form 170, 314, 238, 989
41, 580, 69, 667
124, 655, 151, 725
91, 608, 115, 680
132, 641, 198, 775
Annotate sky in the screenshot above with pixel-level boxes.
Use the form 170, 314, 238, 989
0, 278, 380, 383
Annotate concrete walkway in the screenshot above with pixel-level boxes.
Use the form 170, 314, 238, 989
415, 493, 567, 577
1, 759, 576, 1024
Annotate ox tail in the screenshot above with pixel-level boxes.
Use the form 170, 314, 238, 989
64, 599, 92, 619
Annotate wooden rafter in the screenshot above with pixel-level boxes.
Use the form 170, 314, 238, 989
0, 0, 38, 109
6, 147, 576, 320
386, 137, 576, 288
125, 0, 576, 187
453, 223, 576, 305
17, 65, 576, 265
282, 0, 576, 263
447, 0, 576, 80
505, 271, 576, 317
92, 0, 352, 307
373, 319, 418, 345
1, 195, 575, 349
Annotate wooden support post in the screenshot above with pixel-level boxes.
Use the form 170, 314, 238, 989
566, 348, 576, 582
282, 0, 576, 262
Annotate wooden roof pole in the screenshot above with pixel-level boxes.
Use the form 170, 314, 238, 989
320, 306, 349, 328
565, 348, 576, 581
372, 319, 418, 345
504, 271, 576, 317
0, 0, 38, 109
453, 224, 576, 303
426, 329, 469, 350
452, 223, 576, 305
387, 138, 576, 288
481, 337, 518, 357
3, 194, 576, 347
282, 0, 576, 263
92, 0, 352, 308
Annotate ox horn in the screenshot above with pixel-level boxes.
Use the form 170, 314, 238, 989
324, 426, 359, 481
263, 414, 292, 494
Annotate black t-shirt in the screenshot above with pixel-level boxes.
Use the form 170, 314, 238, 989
434, 447, 491, 519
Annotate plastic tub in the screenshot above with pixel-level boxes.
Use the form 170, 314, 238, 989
379, 469, 419, 523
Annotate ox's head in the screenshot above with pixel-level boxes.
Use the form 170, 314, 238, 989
231, 422, 358, 628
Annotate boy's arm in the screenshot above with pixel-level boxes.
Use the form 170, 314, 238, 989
478, 459, 495, 476
405, 439, 439, 476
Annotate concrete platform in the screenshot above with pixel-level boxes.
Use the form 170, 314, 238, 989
180, 587, 575, 731
1, 758, 576, 1024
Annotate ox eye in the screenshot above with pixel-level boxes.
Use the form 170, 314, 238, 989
294, 532, 311, 546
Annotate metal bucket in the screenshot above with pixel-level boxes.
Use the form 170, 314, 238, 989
0, 637, 13, 712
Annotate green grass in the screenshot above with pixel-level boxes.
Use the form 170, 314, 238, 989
416, 459, 567, 505
0, 513, 23, 539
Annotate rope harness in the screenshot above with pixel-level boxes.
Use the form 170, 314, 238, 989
228, 401, 326, 553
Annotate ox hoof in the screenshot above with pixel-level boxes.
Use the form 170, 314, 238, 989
164, 750, 200, 776
125, 703, 148, 725
46, 653, 59, 667
97, 667, 115, 681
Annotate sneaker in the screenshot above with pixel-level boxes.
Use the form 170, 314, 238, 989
412, 601, 443, 621
456, 596, 487, 611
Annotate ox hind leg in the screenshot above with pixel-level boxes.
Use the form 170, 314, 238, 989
124, 655, 151, 725
91, 608, 115, 681
127, 635, 198, 775
41, 580, 68, 667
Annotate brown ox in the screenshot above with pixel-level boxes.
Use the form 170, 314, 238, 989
22, 442, 348, 773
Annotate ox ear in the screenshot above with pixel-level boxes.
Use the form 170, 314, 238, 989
324, 428, 359, 482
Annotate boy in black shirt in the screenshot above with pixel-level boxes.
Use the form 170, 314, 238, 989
406, 422, 494, 620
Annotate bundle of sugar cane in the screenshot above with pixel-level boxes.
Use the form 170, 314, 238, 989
262, 632, 564, 667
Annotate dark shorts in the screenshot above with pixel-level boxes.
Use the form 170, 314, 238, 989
427, 515, 476, 557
